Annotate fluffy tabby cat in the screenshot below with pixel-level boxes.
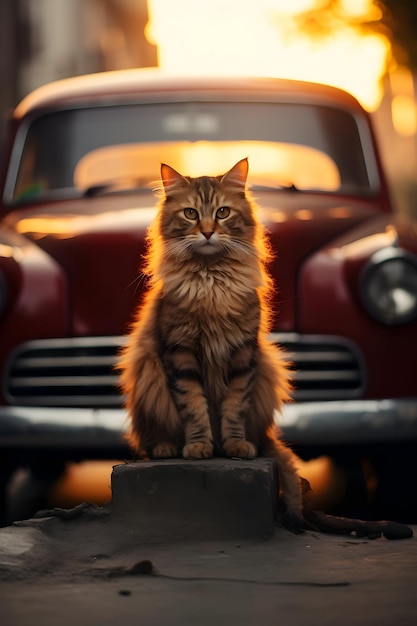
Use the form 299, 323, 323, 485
118, 158, 412, 539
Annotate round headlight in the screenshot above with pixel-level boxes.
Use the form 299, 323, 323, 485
360, 247, 417, 325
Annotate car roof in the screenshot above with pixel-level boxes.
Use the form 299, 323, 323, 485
14, 68, 364, 119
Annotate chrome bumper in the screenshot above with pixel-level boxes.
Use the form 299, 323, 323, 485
279, 398, 417, 444
1, 399, 417, 450
0, 406, 128, 449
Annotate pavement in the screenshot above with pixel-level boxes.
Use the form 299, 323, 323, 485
1, 458, 417, 626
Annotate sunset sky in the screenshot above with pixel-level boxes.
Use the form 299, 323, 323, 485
146, 0, 391, 111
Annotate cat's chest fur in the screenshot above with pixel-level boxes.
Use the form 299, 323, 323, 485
159, 263, 260, 361
164, 262, 261, 312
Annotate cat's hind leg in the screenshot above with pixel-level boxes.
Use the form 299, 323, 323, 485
119, 343, 182, 459
152, 442, 180, 458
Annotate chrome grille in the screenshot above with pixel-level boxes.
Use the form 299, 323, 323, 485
270, 333, 365, 401
4, 337, 125, 408
4, 334, 365, 407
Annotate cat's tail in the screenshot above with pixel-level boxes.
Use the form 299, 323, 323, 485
300, 476, 413, 540
260, 427, 308, 532
262, 433, 413, 539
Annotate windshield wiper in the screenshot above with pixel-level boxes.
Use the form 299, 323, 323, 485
250, 183, 299, 193
83, 182, 151, 198
84, 184, 114, 197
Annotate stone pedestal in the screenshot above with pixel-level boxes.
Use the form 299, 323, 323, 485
111, 458, 278, 541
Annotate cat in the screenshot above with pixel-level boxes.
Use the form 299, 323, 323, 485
118, 157, 304, 528
118, 158, 412, 539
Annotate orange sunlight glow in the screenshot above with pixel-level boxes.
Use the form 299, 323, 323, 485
74, 141, 340, 191
146, 0, 390, 111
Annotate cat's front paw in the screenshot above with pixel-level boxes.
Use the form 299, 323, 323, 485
223, 439, 257, 459
152, 442, 179, 458
183, 442, 214, 459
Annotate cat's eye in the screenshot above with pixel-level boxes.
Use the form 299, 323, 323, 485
216, 206, 230, 220
184, 208, 199, 220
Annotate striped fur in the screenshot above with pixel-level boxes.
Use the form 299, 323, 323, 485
118, 158, 303, 523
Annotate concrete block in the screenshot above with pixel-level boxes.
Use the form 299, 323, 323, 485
111, 458, 278, 541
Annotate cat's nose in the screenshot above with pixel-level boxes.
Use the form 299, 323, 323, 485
202, 231, 214, 240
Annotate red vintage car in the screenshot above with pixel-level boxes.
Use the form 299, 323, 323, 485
1, 71, 417, 522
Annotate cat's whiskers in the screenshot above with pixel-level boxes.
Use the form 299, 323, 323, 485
125, 272, 148, 300
164, 232, 258, 261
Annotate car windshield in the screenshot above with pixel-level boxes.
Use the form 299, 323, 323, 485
10, 101, 373, 203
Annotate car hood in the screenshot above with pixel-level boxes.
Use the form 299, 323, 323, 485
4, 191, 380, 335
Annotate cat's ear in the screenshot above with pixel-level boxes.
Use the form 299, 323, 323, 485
161, 163, 190, 191
220, 158, 248, 190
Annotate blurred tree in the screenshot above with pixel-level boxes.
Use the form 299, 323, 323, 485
378, 1, 417, 67
287, 0, 417, 69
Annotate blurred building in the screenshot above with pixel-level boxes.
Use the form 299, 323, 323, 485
0, 0, 157, 142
